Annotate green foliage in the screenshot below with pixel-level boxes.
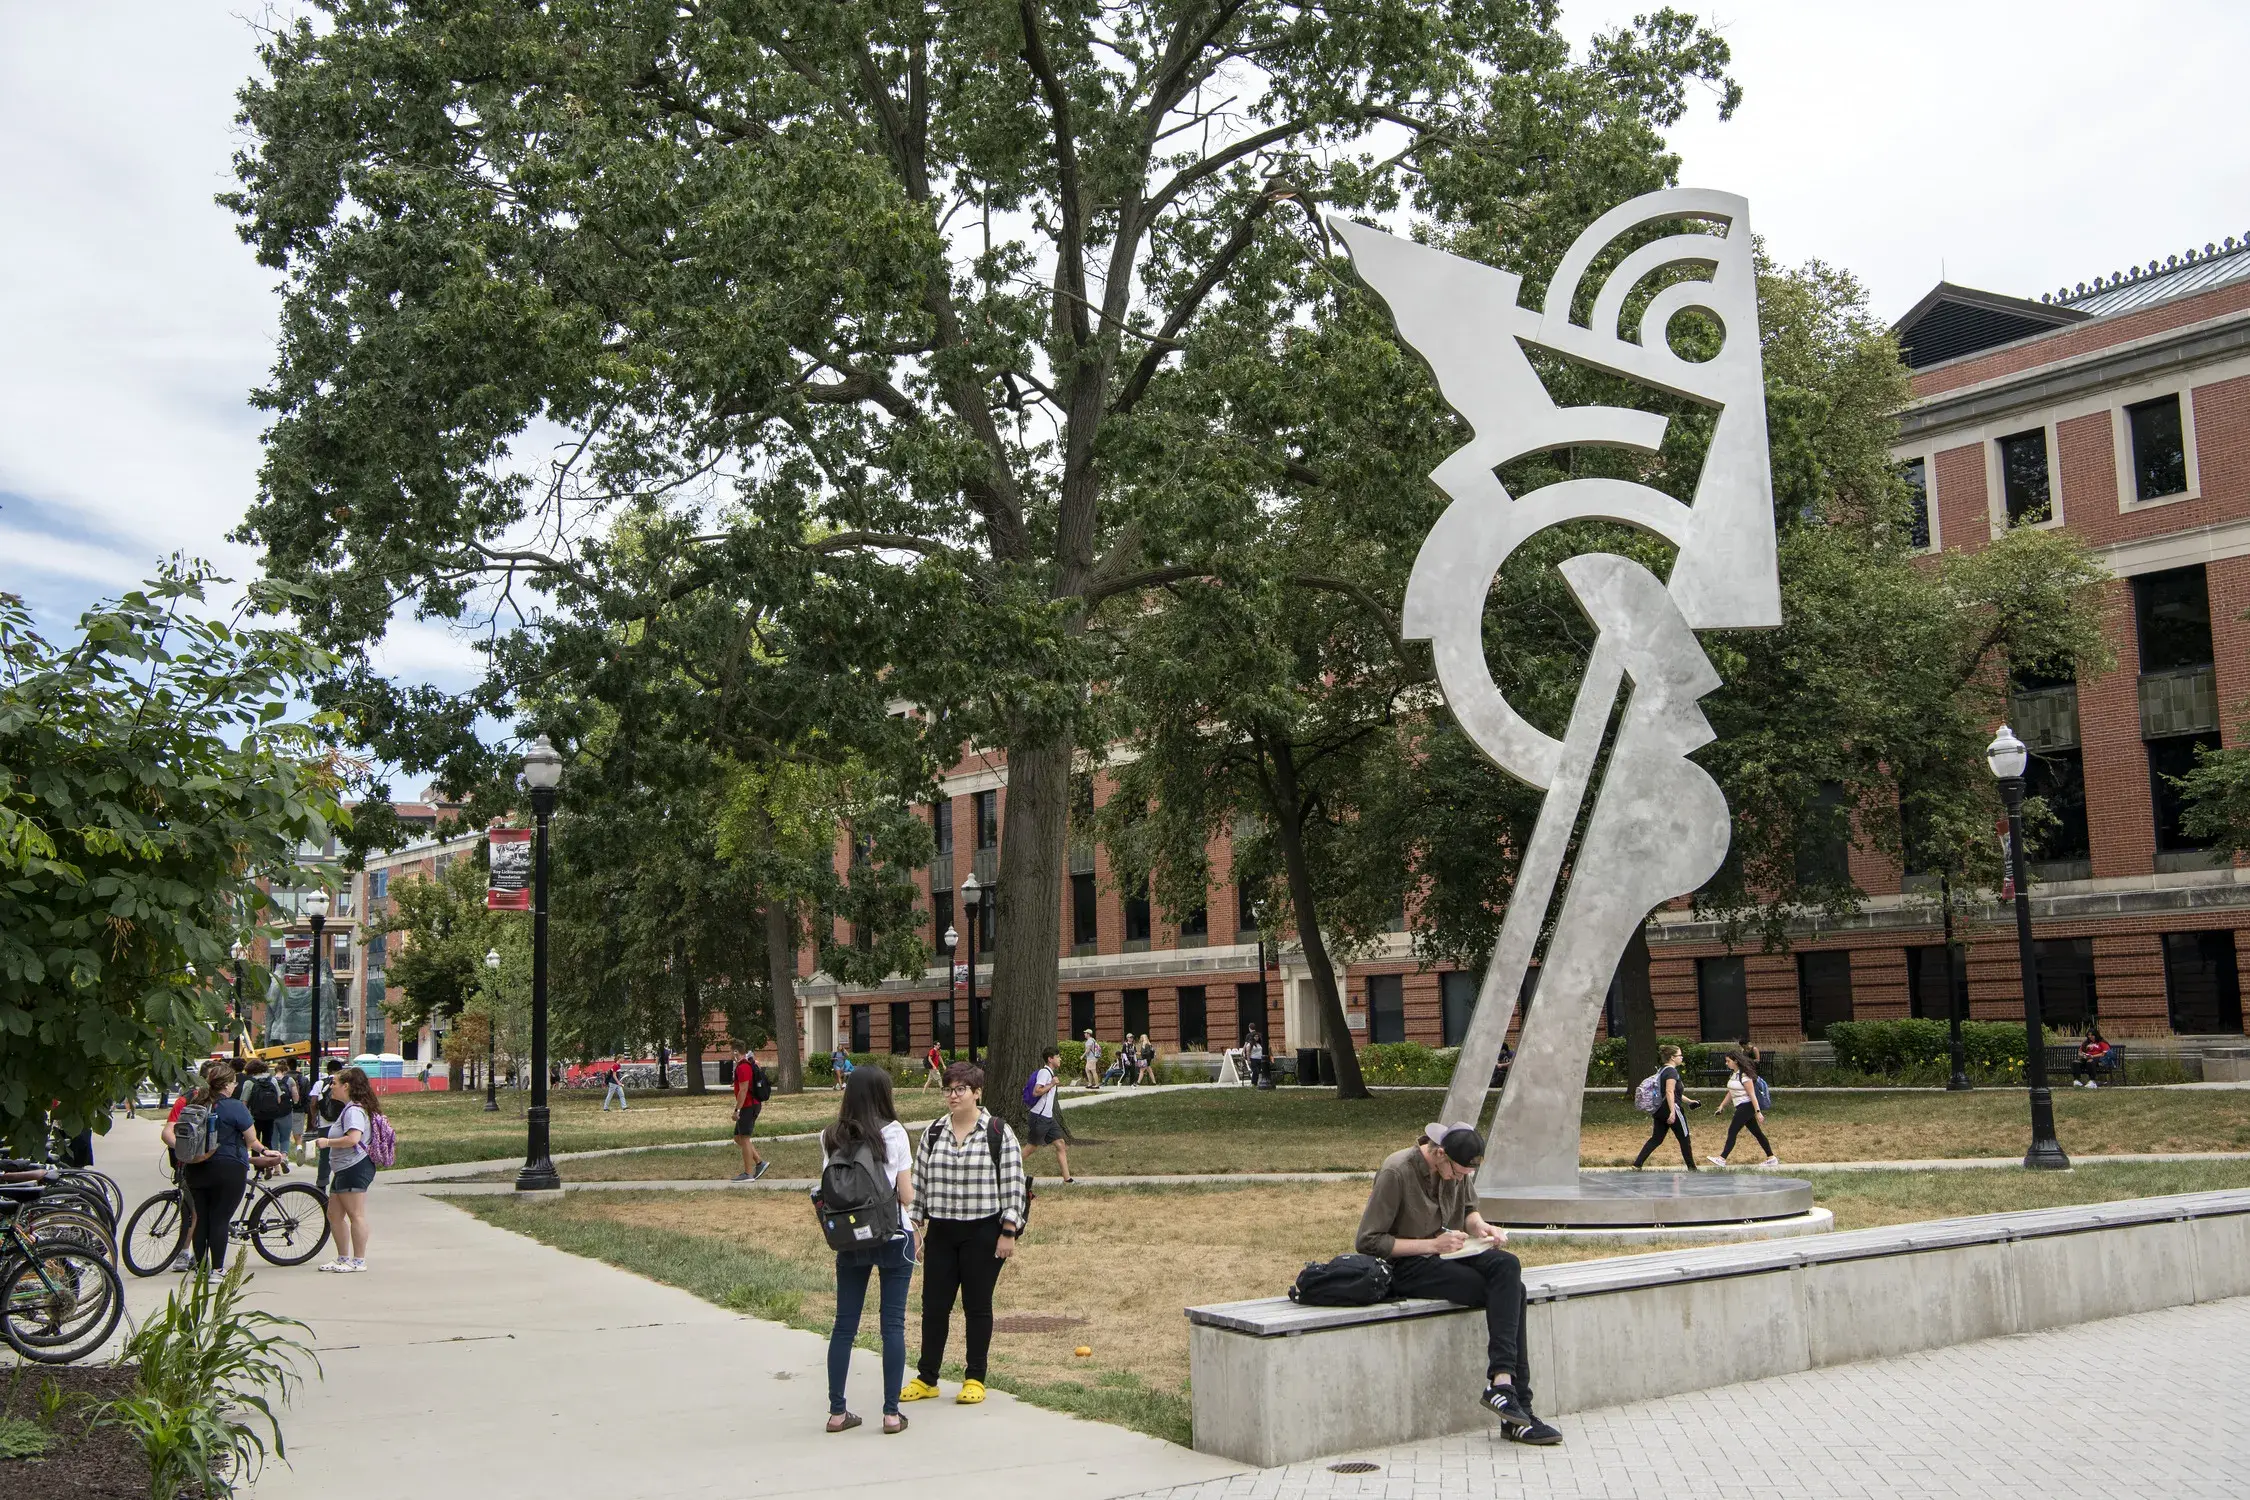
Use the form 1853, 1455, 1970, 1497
1824, 1019, 2029, 1076
1589, 1037, 1728, 1085
89, 1261, 317, 1499
0, 1414, 49, 1458
0, 570, 344, 1151
1353, 1043, 1461, 1086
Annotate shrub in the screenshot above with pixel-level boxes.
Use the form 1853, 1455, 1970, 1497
1826, 1019, 2028, 1075
1354, 1043, 1461, 1086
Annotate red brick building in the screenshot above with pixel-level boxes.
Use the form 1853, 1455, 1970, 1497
811, 241, 2250, 1057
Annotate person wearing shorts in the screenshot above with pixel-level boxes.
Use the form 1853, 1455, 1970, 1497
732, 1048, 770, 1181
1024, 1044, 1072, 1183
312, 1066, 382, 1273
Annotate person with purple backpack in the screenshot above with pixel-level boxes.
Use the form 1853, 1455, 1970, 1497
312, 1065, 392, 1273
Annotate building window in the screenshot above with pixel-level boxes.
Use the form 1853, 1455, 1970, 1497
2127, 394, 2188, 501
2163, 932, 2243, 1035
2135, 566, 2214, 673
1794, 782, 1851, 890
932, 999, 954, 1049
1123, 988, 1150, 1038
977, 893, 996, 950
1367, 974, 1406, 1044
2025, 749, 2091, 865
1696, 956, 1749, 1043
932, 890, 955, 957
1070, 991, 1096, 1038
2033, 938, 2096, 1030
933, 799, 954, 857
1178, 902, 1208, 945
1123, 879, 1151, 948
370, 869, 389, 902
889, 1002, 913, 1054
973, 790, 999, 850
1797, 951, 1853, 1040
365, 933, 386, 972
1901, 457, 1930, 549
1440, 971, 1476, 1048
1906, 944, 1968, 1022
1071, 872, 1098, 948
1997, 429, 2052, 525
849, 1005, 870, 1054
1236, 881, 1261, 934
1177, 986, 1208, 1051
330, 931, 353, 972
1236, 980, 1268, 1044
2149, 733, 2220, 853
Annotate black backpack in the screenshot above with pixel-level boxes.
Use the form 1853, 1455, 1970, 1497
245, 1076, 283, 1124
813, 1142, 901, 1252
748, 1060, 772, 1103
1289, 1253, 1393, 1307
923, 1116, 1035, 1239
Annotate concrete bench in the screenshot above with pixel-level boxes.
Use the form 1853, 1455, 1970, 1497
1186, 1187, 2250, 1466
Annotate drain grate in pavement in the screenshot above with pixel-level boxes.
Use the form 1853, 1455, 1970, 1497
1327, 1461, 1380, 1474
990, 1313, 1088, 1334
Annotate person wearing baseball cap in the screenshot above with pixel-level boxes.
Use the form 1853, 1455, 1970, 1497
1352, 1122, 1560, 1445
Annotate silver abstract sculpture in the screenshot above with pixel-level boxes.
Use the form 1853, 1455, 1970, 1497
1335, 189, 1781, 1208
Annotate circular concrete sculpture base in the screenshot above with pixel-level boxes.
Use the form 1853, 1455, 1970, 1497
1481, 1170, 1814, 1229
1500, 1207, 1832, 1243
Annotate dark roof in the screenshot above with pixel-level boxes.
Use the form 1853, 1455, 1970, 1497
2043, 235, 2250, 317
1892, 282, 2087, 370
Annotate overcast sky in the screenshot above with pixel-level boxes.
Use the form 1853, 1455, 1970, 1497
6, 1, 2248, 678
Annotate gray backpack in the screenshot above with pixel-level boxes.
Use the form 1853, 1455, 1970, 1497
170, 1101, 220, 1167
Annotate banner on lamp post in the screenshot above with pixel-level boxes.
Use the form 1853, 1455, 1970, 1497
280, 935, 314, 991
487, 827, 533, 911
1995, 815, 2015, 901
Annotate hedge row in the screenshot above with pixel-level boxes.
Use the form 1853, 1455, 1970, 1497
1823, 1019, 2028, 1075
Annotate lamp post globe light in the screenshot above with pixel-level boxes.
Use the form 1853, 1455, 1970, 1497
304, 888, 330, 1079
517, 734, 565, 1192
943, 925, 959, 1060
960, 874, 984, 1063
483, 949, 503, 1112
1987, 726, 2070, 1170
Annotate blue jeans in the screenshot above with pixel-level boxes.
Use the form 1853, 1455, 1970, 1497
829, 1235, 914, 1415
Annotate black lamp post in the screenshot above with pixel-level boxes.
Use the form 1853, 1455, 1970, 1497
230, 941, 246, 1060
1940, 874, 1970, 1091
943, 924, 959, 1058
305, 889, 330, 1077
517, 734, 565, 1192
960, 874, 983, 1063
483, 949, 502, 1112
1252, 901, 1277, 1089
1988, 726, 2070, 1170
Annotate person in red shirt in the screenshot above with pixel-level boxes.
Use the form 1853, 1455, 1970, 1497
731, 1048, 770, 1181
2073, 1029, 2114, 1087
923, 1042, 945, 1090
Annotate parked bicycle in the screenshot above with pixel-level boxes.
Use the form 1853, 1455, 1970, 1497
0, 1176, 126, 1363
122, 1158, 330, 1276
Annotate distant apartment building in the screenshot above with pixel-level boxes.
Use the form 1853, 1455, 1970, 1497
812, 236, 2250, 1056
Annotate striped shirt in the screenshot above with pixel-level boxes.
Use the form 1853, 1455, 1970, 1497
911, 1109, 1028, 1232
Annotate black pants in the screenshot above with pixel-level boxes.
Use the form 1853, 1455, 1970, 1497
918, 1215, 1004, 1383
1634, 1109, 1694, 1169
182, 1159, 248, 1270
1719, 1102, 1772, 1159
1388, 1251, 1532, 1401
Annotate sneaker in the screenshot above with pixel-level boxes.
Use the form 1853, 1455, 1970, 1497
1482, 1386, 1560, 1444
316, 1259, 351, 1273
752, 1161, 771, 1181
898, 1378, 942, 1403
956, 1379, 987, 1405
731, 1172, 753, 1181
1763, 1156, 1781, 1167
1509, 1415, 1564, 1446
1706, 1155, 1727, 1167
345, 1258, 367, 1272
167, 1254, 194, 1273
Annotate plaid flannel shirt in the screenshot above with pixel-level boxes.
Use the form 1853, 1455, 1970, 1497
911, 1109, 1028, 1232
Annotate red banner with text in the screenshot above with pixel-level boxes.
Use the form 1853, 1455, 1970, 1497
487, 827, 533, 911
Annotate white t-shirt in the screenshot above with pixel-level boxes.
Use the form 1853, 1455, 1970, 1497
327, 1104, 371, 1172
1030, 1066, 1057, 1118
823, 1119, 912, 1189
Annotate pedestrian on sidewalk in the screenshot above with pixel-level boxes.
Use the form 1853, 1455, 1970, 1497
1708, 1048, 1778, 1167
313, 1066, 382, 1273
1246, 1028, 1267, 1088
275, 1056, 308, 1161
820, 1068, 916, 1435
1024, 1044, 1073, 1183
1632, 1045, 1698, 1171
602, 1063, 628, 1110
312, 1059, 345, 1190
1081, 1031, 1103, 1090
159, 1088, 199, 1271
832, 1048, 855, 1091
900, 1062, 1027, 1408
242, 1058, 284, 1149
924, 1041, 946, 1090
175, 1061, 257, 1272
1134, 1035, 1157, 1086
732, 1046, 772, 1181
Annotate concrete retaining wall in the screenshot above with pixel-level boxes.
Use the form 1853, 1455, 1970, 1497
1186, 1188, 2250, 1467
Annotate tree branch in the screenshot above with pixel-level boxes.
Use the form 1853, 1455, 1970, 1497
1111, 193, 1274, 416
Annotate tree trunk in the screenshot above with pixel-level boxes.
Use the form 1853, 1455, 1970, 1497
1619, 922, 1659, 1091
764, 896, 804, 1094
681, 941, 706, 1094
1269, 739, 1370, 1100
985, 736, 1070, 1132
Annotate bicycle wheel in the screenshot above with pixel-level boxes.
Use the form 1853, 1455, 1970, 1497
17, 1203, 115, 1258
1, 1246, 123, 1363
250, 1183, 330, 1267
60, 1170, 124, 1222
122, 1190, 188, 1278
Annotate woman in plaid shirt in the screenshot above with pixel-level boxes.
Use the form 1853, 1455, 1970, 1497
898, 1061, 1028, 1406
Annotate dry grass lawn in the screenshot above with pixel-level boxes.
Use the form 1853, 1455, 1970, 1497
382, 1085, 840, 1168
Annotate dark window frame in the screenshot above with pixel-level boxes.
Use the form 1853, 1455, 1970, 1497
973, 789, 999, 850
2126, 393, 2189, 502
1177, 985, 1208, 1051
1123, 879, 1152, 945
1901, 456, 1931, 550
1439, 971, 1476, 1048
1796, 950, 1854, 1040
888, 1001, 913, 1054
1696, 955, 1750, 1043
1122, 988, 1151, 1038
933, 799, 954, 857
1366, 973, 1406, 1044
1997, 428, 2053, 526
1070, 871, 1098, 948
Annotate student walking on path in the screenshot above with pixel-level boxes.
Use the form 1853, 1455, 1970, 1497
602, 1063, 629, 1110
1632, 1045, 1699, 1170
732, 1047, 772, 1181
274, 1057, 309, 1159
1708, 1048, 1778, 1167
1080, 1032, 1103, 1090
1024, 1044, 1073, 1183
173, 1061, 261, 1271
923, 1042, 946, 1090
820, 1069, 917, 1435
900, 1062, 1028, 1408
1133, 1035, 1157, 1086
313, 1066, 383, 1273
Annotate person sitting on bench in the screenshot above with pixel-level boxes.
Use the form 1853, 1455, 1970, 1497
1355, 1123, 1561, 1445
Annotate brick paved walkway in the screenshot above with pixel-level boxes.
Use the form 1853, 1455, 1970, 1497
1129, 1296, 2250, 1500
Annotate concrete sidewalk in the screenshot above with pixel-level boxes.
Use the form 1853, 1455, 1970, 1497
95, 1118, 1241, 1500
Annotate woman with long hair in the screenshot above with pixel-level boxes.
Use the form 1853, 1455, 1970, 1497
313, 1065, 383, 1273
900, 1062, 1027, 1409
821, 1066, 916, 1434
177, 1059, 261, 1270
1708, 1048, 1778, 1167
1631, 1045, 1698, 1170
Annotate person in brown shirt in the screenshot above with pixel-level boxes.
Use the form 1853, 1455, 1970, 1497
1354, 1124, 1560, 1445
